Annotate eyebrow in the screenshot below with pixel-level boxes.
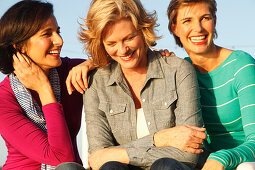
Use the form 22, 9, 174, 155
180, 17, 191, 22
180, 13, 211, 21
105, 32, 137, 43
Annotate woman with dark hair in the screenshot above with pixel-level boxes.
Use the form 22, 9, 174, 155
0, 0, 92, 169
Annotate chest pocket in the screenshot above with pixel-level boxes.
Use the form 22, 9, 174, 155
99, 102, 127, 132
152, 90, 177, 129
152, 90, 177, 109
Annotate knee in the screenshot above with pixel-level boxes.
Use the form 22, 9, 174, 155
150, 158, 191, 170
55, 162, 85, 170
237, 162, 255, 170
99, 161, 129, 170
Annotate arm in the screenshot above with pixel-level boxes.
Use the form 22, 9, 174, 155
0, 87, 75, 165
0, 53, 75, 165
206, 53, 255, 169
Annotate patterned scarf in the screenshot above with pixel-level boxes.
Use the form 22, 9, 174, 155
9, 68, 61, 170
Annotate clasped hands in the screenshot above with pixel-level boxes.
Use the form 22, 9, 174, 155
154, 125, 207, 154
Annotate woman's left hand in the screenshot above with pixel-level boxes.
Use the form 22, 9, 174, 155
202, 159, 224, 170
88, 148, 129, 170
66, 59, 94, 95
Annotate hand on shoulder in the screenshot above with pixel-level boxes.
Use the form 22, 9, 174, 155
66, 59, 95, 95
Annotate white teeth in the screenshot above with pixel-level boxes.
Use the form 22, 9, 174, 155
120, 53, 133, 60
190, 36, 206, 42
48, 50, 60, 55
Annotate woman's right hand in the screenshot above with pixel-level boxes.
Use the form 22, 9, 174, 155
13, 52, 50, 91
154, 125, 207, 154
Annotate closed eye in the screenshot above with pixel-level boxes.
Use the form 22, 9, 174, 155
202, 16, 211, 21
106, 42, 116, 47
57, 27, 61, 35
182, 19, 191, 24
42, 32, 52, 37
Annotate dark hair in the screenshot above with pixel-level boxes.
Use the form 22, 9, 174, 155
0, 0, 53, 74
167, 0, 217, 47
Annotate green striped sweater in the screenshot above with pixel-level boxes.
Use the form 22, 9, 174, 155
186, 50, 255, 169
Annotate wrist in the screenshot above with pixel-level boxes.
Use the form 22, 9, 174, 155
117, 148, 129, 164
154, 131, 163, 147
37, 84, 57, 106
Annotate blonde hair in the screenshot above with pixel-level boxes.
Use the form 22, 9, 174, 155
79, 0, 160, 67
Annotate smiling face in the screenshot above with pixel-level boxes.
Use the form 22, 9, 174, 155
102, 18, 147, 72
172, 2, 216, 56
24, 15, 63, 74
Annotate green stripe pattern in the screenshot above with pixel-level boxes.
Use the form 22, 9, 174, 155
186, 51, 255, 169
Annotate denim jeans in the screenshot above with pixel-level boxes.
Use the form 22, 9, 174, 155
55, 162, 86, 170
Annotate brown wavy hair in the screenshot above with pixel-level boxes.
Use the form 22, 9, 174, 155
167, 0, 217, 47
0, 0, 53, 74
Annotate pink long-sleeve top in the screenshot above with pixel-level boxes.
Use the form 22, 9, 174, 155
0, 57, 85, 170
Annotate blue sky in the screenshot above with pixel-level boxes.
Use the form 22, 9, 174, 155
0, 0, 255, 82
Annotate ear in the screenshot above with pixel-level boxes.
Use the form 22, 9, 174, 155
13, 44, 27, 53
171, 23, 179, 37
214, 15, 217, 28
13, 44, 17, 50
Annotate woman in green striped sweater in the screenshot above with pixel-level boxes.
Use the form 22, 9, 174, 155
167, 0, 255, 169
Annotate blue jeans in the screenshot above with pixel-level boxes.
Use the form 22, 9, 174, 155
99, 158, 191, 170
55, 162, 86, 170
150, 158, 191, 170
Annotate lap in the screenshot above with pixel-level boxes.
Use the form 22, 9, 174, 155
99, 158, 191, 170
55, 162, 86, 170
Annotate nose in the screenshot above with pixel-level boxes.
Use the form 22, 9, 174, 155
119, 42, 129, 55
53, 33, 63, 47
193, 20, 203, 32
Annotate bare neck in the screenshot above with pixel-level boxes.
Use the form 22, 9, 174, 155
188, 45, 233, 73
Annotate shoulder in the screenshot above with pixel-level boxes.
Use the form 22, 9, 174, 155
0, 76, 19, 109
86, 61, 118, 88
153, 51, 193, 69
57, 57, 86, 82
157, 51, 195, 74
90, 61, 117, 78
0, 76, 13, 96
231, 50, 255, 64
59, 57, 86, 72
225, 50, 255, 75
60, 57, 86, 68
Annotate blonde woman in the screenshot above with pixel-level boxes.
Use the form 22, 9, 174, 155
67, 0, 207, 169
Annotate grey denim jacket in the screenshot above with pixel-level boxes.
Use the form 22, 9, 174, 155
84, 49, 202, 169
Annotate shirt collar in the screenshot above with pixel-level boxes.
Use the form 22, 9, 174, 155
106, 49, 164, 86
